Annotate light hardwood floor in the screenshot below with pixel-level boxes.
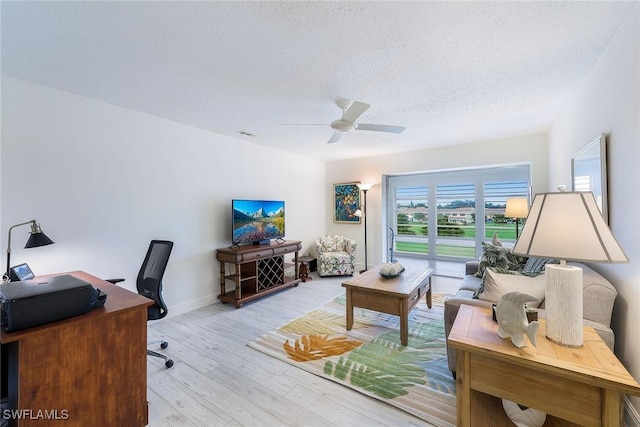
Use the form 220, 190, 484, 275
146, 268, 462, 427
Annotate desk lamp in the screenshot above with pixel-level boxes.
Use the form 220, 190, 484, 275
511, 191, 627, 347
5, 220, 54, 279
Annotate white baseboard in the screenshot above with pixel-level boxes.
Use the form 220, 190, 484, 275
626, 396, 640, 427
165, 294, 218, 318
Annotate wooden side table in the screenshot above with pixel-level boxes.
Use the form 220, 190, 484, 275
298, 256, 315, 282
448, 304, 640, 426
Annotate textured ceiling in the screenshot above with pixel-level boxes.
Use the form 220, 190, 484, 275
1, 1, 636, 161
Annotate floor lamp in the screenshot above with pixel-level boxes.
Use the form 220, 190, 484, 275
354, 183, 372, 273
511, 191, 628, 347
5, 220, 54, 279
505, 197, 528, 238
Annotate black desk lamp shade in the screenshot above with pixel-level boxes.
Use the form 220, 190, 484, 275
5, 220, 54, 278
25, 226, 54, 248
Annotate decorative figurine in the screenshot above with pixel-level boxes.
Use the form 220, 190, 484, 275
502, 399, 547, 427
495, 291, 540, 348
492, 231, 502, 247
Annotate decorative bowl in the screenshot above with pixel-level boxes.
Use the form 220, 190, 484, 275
379, 267, 405, 279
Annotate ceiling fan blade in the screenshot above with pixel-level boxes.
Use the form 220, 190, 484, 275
341, 101, 370, 123
356, 123, 405, 134
327, 132, 342, 143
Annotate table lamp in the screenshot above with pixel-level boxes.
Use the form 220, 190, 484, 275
354, 183, 373, 273
511, 191, 628, 347
505, 197, 529, 238
5, 219, 55, 279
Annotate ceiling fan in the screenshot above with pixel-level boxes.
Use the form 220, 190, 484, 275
281, 99, 405, 143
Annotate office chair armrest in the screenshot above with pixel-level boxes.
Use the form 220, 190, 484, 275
105, 278, 125, 284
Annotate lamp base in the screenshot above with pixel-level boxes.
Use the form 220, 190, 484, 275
544, 264, 583, 348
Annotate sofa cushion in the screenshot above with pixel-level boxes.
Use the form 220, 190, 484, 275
477, 268, 546, 307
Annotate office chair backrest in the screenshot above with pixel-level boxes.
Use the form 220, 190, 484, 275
137, 240, 174, 320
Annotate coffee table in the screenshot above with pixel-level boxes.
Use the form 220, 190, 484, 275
342, 265, 433, 346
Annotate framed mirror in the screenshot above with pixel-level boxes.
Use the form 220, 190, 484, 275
572, 133, 608, 223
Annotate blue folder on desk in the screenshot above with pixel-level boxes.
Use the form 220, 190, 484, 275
0, 274, 107, 332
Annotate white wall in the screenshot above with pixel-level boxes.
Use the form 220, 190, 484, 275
325, 133, 549, 269
1, 77, 326, 316
549, 5, 640, 418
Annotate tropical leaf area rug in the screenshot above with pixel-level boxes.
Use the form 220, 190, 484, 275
248, 293, 456, 426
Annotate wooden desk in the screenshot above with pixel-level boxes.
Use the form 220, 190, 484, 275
448, 304, 640, 426
1, 271, 152, 426
342, 266, 432, 346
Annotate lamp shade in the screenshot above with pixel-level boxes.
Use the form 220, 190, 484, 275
24, 221, 54, 248
357, 183, 373, 191
505, 198, 528, 219
511, 192, 627, 263
25, 231, 54, 248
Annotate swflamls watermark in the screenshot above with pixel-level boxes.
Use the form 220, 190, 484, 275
2, 409, 70, 420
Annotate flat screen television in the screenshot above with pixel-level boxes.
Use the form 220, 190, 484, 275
232, 199, 285, 245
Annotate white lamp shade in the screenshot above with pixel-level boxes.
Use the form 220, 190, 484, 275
505, 198, 528, 219
512, 192, 628, 263
357, 183, 373, 191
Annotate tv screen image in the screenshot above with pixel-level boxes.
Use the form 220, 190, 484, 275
232, 200, 285, 244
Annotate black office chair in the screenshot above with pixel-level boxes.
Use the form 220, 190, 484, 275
108, 240, 175, 368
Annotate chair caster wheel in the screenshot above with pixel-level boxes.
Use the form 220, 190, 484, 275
160, 341, 169, 349
165, 359, 174, 368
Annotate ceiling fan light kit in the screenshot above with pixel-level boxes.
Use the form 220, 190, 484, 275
282, 99, 405, 143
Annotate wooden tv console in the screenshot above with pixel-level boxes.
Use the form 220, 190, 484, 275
216, 240, 301, 307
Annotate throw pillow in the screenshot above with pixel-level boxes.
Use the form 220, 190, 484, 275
522, 257, 556, 276
476, 267, 546, 307
475, 242, 527, 278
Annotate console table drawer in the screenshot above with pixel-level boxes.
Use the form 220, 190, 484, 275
273, 245, 296, 255
240, 249, 274, 261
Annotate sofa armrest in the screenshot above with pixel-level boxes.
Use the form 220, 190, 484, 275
465, 261, 479, 276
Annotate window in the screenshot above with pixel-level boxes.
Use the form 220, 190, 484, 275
386, 164, 530, 261
484, 180, 529, 241
394, 185, 429, 255
436, 182, 476, 258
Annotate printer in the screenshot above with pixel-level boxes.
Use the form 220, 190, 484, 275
0, 274, 107, 332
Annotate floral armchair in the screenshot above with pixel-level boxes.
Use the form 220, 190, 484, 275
313, 235, 357, 277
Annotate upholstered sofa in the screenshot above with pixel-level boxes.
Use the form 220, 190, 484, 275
313, 235, 357, 277
444, 260, 617, 374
